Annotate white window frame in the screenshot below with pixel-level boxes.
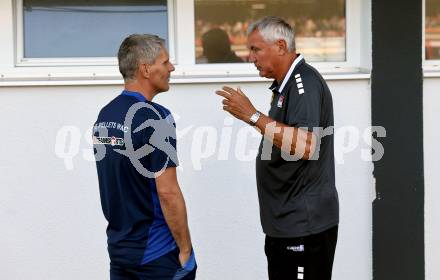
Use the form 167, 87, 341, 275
14, 0, 176, 67
423, 0, 440, 74
8, 0, 369, 83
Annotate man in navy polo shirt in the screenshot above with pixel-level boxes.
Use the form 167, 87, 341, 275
93, 34, 196, 280
216, 17, 339, 280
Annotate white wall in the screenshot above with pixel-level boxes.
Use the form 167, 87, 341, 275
424, 77, 440, 280
0, 79, 372, 280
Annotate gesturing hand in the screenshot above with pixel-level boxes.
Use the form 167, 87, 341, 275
215, 86, 257, 123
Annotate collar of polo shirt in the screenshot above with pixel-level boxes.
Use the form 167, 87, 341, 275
276, 54, 305, 93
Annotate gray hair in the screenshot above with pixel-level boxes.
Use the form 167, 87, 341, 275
117, 34, 165, 81
247, 16, 295, 52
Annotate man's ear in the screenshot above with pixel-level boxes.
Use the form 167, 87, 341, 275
139, 63, 151, 79
276, 39, 288, 55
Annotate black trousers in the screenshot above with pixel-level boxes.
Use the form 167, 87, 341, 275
265, 226, 338, 280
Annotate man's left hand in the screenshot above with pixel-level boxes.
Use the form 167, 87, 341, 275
216, 86, 257, 123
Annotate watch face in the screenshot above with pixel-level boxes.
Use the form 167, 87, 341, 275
250, 112, 260, 124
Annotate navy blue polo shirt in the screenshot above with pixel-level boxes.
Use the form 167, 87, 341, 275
93, 90, 178, 267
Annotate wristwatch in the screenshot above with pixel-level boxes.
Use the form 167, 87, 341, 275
249, 111, 261, 126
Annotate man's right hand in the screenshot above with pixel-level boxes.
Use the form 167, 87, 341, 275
155, 167, 193, 269
178, 249, 191, 268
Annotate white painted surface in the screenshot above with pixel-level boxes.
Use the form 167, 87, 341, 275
0, 1, 373, 278
0, 80, 372, 280
424, 78, 440, 280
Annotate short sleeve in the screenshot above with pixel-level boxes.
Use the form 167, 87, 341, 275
135, 105, 179, 174
147, 112, 179, 173
285, 73, 322, 131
